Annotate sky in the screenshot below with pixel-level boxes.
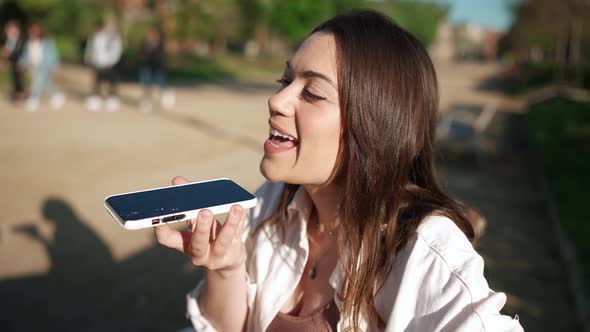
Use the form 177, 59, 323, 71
432, 0, 515, 31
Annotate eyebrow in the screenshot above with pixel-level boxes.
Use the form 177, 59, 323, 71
286, 61, 337, 90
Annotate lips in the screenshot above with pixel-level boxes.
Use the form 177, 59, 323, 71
265, 122, 299, 153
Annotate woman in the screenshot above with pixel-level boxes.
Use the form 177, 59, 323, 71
155, 10, 524, 332
18, 24, 65, 112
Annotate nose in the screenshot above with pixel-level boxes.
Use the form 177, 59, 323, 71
268, 85, 296, 117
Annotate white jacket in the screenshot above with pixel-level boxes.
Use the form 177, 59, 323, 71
186, 182, 524, 331
84, 30, 122, 69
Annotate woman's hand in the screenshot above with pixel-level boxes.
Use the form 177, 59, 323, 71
154, 176, 247, 275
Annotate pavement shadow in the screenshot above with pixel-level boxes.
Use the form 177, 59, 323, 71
0, 197, 202, 332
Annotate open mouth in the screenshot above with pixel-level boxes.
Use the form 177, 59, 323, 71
265, 125, 299, 152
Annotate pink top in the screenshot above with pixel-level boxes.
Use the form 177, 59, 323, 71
266, 300, 339, 332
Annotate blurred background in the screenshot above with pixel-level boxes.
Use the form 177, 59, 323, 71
0, 0, 588, 331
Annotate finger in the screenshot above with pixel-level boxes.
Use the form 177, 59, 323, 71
154, 223, 191, 253
189, 209, 214, 259
171, 176, 189, 186
235, 212, 246, 241
186, 218, 197, 232
211, 205, 243, 256
212, 219, 221, 241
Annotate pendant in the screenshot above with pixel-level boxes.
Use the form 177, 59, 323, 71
309, 266, 317, 279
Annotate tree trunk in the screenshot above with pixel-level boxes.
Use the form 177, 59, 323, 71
569, 17, 582, 66
554, 26, 568, 82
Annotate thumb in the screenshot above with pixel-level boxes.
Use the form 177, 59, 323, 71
172, 176, 189, 186
154, 223, 192, 254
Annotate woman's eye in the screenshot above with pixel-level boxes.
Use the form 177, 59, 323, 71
276, 78, 326, 103
302, 89, 326, 102
276, 78, 290, 87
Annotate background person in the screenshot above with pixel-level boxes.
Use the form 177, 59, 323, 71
155, 10, 524, 332
18, 23, 65, 112
84, 20, 123, 112
138, 27, 175, 112
2, 20, 25, 101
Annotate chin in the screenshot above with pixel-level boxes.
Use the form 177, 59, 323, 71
260, 157, 333, 185
260, 158, 302, 184
259, 159, 284, 183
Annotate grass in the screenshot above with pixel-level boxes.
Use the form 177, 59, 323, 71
166, 55, 234, 81
166, 54, 284, 82
0, 67, 9, 88
54, 36, 81, 63
216, 54, 284, 80
525, 97, 590, 288
117, 53, 283, 83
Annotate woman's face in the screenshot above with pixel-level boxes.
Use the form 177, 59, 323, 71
260, 32, 341, 185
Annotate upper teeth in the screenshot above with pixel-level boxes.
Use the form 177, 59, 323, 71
270, 128, 296, 141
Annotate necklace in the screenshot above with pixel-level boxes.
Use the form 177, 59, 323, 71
307, 209, 338, 279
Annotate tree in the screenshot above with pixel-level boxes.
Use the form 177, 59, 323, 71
369, 0, 449, 48
506, 0, 590, 66
269, 0, 333, 47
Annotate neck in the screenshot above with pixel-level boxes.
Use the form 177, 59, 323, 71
303, 183, 341, 230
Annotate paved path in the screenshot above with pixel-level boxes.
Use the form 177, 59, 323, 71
0, 62, 578, 331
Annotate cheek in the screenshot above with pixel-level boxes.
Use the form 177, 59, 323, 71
299, 111, 341, 174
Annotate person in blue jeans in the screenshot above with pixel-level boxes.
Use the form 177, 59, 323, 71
18, 24, 65, 112
138, 27, 174, 111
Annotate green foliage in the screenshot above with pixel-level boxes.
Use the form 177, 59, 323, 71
0, 67, 9, 89
19, 0, 103, 37
11, 0, 450, 71
332, 0, 365, 12
174, 0, 240, 44
369, 0, 449, 47
526, 98, 590, 288
237, 0, 264, 41
508, 62, 590, 95
174, 0, 210, 42
269, 0, 334, 46
53, 35, 79, 62
167, 55, 233, 80
126, 19, 158, 49
506, 0, 590, 66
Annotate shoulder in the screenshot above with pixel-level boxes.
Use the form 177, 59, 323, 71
379, 215, 523, 331
416, 215, 479, 267
382, 215, 490, 304
385, 214, 494, 311
411, 215, 486, 290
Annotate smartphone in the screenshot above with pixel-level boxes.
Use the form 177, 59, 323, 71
104, 178, 257, 230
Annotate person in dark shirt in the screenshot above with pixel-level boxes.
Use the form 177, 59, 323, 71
138, 27, 174, 111
2, 20, 25, 101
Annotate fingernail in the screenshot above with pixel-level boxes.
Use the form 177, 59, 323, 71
232, 206, 243, 217
198, 210, 212, 222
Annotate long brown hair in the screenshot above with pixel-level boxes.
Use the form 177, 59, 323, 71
259, 10, 474, 330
